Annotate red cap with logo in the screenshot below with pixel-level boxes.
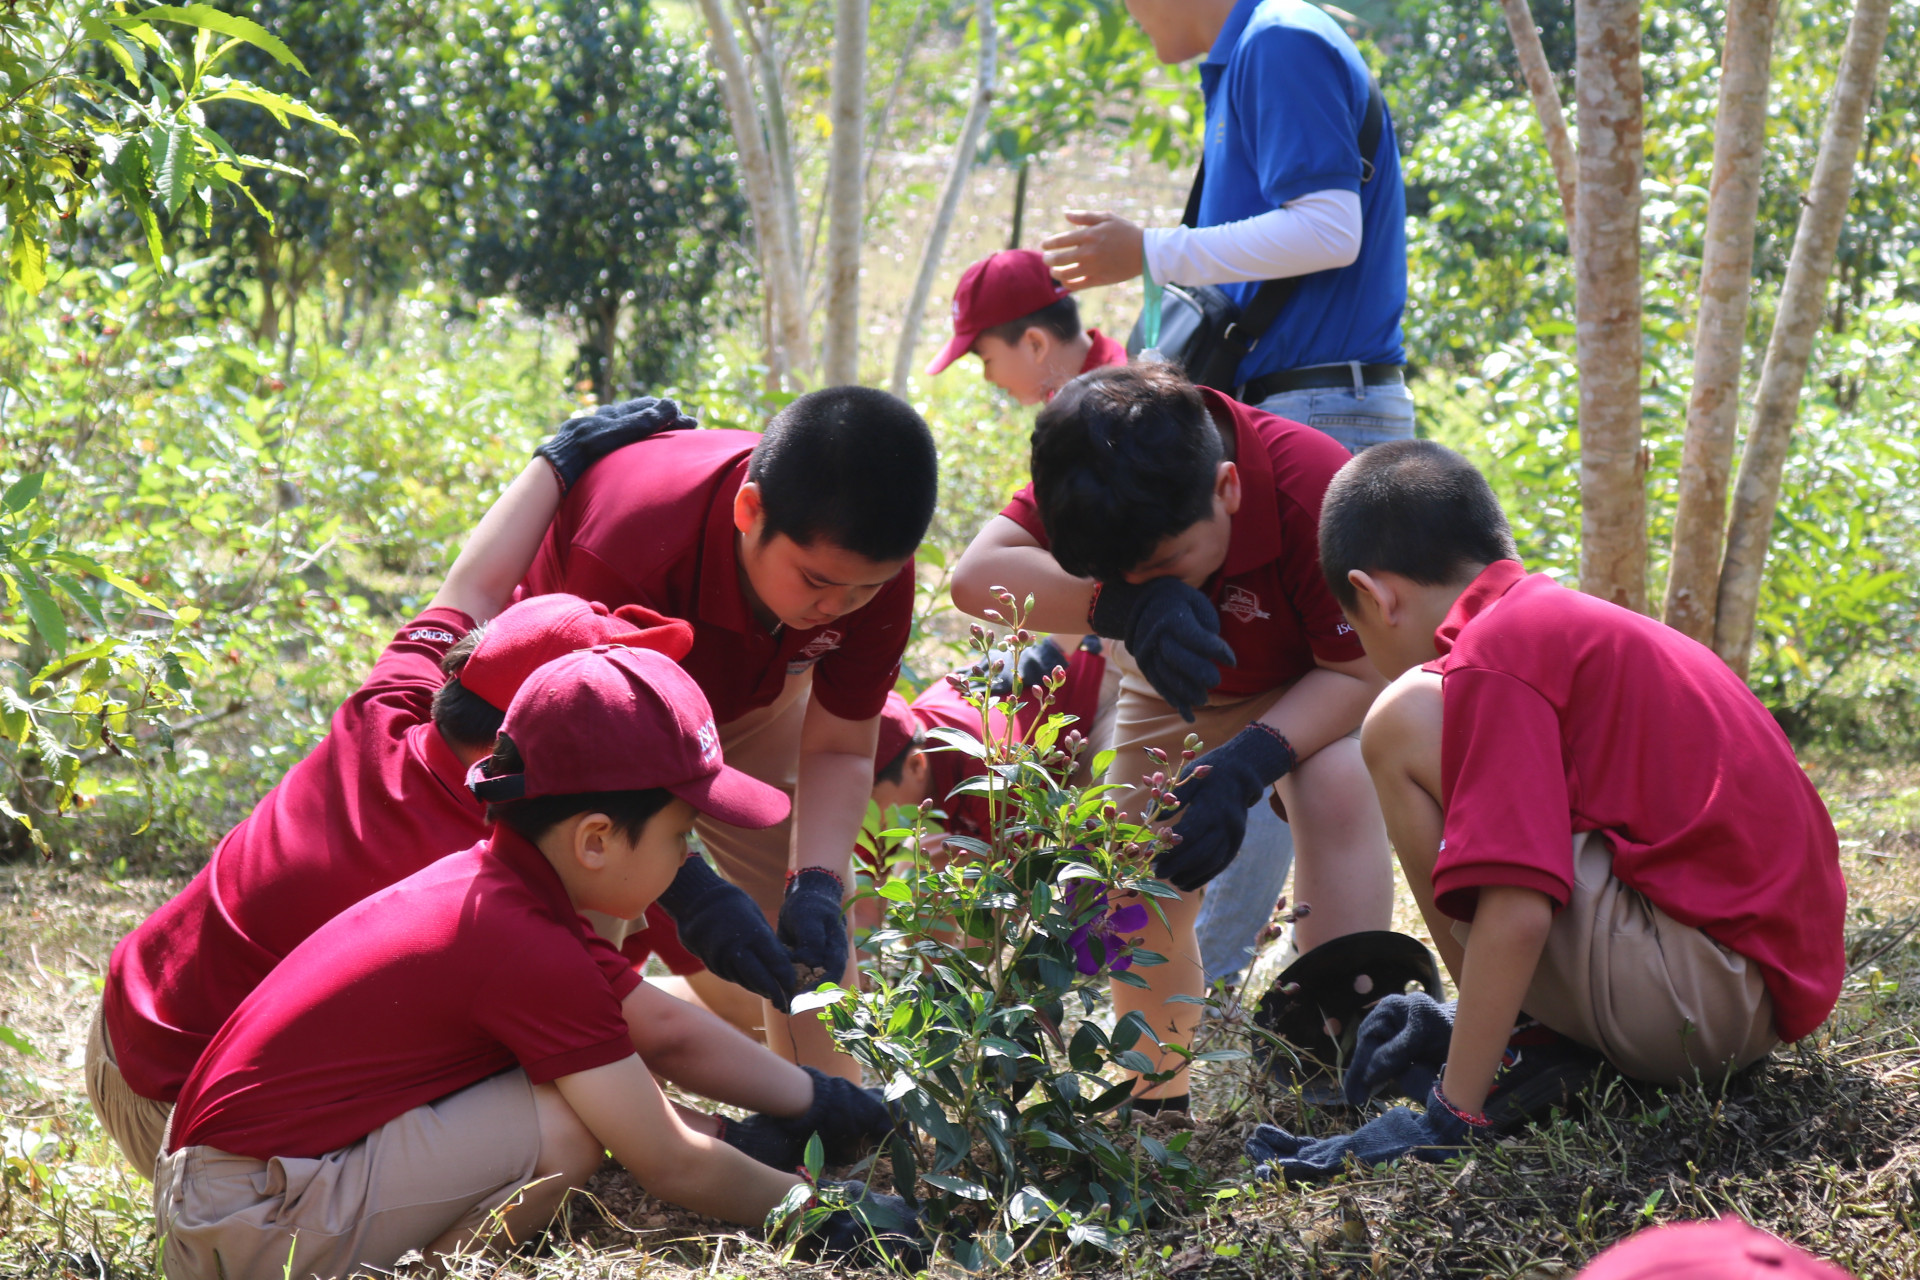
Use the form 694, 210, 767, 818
926, 250, 1072, 376
460, 594, 694, 711
467, 646, 789, 830
873, 690, 921, 772
1577, 1219, 1854, 1280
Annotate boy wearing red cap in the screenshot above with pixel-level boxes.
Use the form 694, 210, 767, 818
1244, 441, 1843, 1178
519, 386, 940, 1076
92, 403, 876, 1176
153, 647, 923, 1280
926, 249, 1127, 403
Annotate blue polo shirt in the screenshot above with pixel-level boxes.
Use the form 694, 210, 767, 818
1196, 0, 1406, 381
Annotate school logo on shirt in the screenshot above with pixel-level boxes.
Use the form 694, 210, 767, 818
1220, 586, 1271, 624
695, 718, 721, 765
406, 627, 457, 645
1335, 620, 1355, 636
787, 629, 844, 675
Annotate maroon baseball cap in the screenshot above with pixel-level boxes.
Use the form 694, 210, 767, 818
1578, 1219, 1854, 1280
873, 690, 920, 771
925, 250, 1071, 375
460, 594, 694, 711
466, 646, 789, 830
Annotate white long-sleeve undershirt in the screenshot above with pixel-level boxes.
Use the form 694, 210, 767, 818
1142, 189, 1363, 288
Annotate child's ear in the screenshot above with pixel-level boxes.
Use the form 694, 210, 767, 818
1022, 325, 1050, 360
573, 813, 614, 871
1348, 570, 1397, 624
732, 481, 765, 537
1216, 461, 1242, 516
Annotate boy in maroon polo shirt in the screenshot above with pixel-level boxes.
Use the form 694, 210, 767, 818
1244, 440, 1844, 1179
926, 249, 1128, 404
155, 647, 921, 1280
519, 387, 938, 1076
951, 363, 1394, 1108
93, 401, 877, 1176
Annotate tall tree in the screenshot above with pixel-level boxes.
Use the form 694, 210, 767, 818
822, 0, 869, 383
1572, 0, 1646, 611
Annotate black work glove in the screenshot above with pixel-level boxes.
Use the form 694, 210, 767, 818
1018, 636, 1069, 693
777, 868, 848, 994
1153, 723, 1297, 892
655, 856, 796, 1012
809, 1180, 928, 1267
534, 395, 695, 493
719, 1065, 894, 1169
1247, 1081, 1481, 1183
1343, 993, 1455, 1106
1090, 577, 1235, 722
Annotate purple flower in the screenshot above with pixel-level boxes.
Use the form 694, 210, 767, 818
1067, 887, 1151, 975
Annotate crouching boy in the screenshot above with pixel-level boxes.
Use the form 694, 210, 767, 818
1247, 440, 1846, 1178
155, 647, 919, 1279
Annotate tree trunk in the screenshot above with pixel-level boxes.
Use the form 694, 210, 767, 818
1712, 0, 1893, 674
1573, 0, 1647, 611
1661, 0, 1779, 642
1009, 157, 1030, 249
736, 1, 804, 296
889, 0, 997, 397
822, 0, 869, 385
695, 0, 808, 388
1498, 0, 1578, 230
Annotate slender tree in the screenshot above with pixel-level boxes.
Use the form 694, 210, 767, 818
1661, 0, 1780, 642
1713, 0, 1895, 674
890, 0, 997, 396
1572, 0, 1646, 611
1497, 0, 1577, 229
823, 0, 870, 384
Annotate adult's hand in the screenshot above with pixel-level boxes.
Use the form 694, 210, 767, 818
1042, 211, 1147, 291
654, 856, 796, 1011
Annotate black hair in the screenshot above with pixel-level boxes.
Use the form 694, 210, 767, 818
1318, 439, 1520, 609
432, 625, 505, 752
479, 732, 676, 842
748, 385, 938, 563
1030, 364, 1224, 582
978, 295, 1083, 347
874, 729, 927, 787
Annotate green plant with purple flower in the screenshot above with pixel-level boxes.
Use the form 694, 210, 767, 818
790, 591, 1232, 1269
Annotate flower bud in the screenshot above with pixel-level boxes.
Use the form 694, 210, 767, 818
1151, 771, 1166, 789
969, 622, 985, 641
1183, 733, 1201, 751
1291, 902, 1311, 919
1189, 765, 1212, 780
1145, 746, 1168, 764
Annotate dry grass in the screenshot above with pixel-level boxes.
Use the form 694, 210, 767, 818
4, 756, 1918, 1278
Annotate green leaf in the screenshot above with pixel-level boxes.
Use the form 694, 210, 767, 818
17, 573, 68, 655
3, 472, 44, 513
122, 5, 310, 75
152, 121, 194, 217
0, 1024, 39, 1057
803, 1131, 824, 1179
8, 217, 48, 294
921, 1173, 990, 1200
199, 81, 358, 141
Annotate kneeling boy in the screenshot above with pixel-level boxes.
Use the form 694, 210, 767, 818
155, 647, 919, 1279
1248, 440, 1845, 1177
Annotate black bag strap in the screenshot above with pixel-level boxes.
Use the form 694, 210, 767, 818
1212, 76, 1386, 373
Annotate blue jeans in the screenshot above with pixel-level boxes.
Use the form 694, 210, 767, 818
1194, 799, 1294, 987
1256, 376, 1416, 454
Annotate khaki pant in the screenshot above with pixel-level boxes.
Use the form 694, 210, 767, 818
154, 1068, 542, 1280
1453, 832, 1780, 1086
83, 1002, 172, 1179
583, 670, 811, 949
1105, 650, 1288, 819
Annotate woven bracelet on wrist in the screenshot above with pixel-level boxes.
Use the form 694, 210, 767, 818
1432, 1081, 1493, 1129
785, 866, 845, 892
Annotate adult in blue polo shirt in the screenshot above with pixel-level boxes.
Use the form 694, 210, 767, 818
1040, 0, 1410, 452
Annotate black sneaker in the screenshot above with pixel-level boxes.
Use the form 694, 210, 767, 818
1482, 1020, 1603, 1130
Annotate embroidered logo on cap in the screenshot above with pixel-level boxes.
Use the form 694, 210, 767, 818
695, 718, 720, 765
1220, 586, 1271, 624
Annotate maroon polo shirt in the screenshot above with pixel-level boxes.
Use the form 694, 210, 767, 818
1076, 329, 1127, 380
1001, 388, 1364, 699
520, 429, 913, 725
168, 829, 642, 1160
103, 609, 692, 1105
1424, 560, 1845, 1042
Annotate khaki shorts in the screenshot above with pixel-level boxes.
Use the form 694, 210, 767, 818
83, 1002, 172, 1179
583, 669, 810, 949
1104, 645, 1290, 818
1453, 832, 1780, 1086
154, 1067, 542, 1280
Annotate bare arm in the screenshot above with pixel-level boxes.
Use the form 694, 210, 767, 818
428, 461, 562, 622
793, 699, 880, 881
1255, 653, 1389, 761
620, 981, 812, 1116
1439, 885, 1554, 1115
555, 1054, 803, 1225
951, 515, 1097, 634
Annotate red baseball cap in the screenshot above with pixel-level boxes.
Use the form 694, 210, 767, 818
1578, 1219, 1854, 1280
925, 250, 1071, 375
467, 646, 789, 829
460, 594, 694, 711
873, 690, 921, 772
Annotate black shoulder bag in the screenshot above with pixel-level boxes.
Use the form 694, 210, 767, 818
1126, 78, 1385, 393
